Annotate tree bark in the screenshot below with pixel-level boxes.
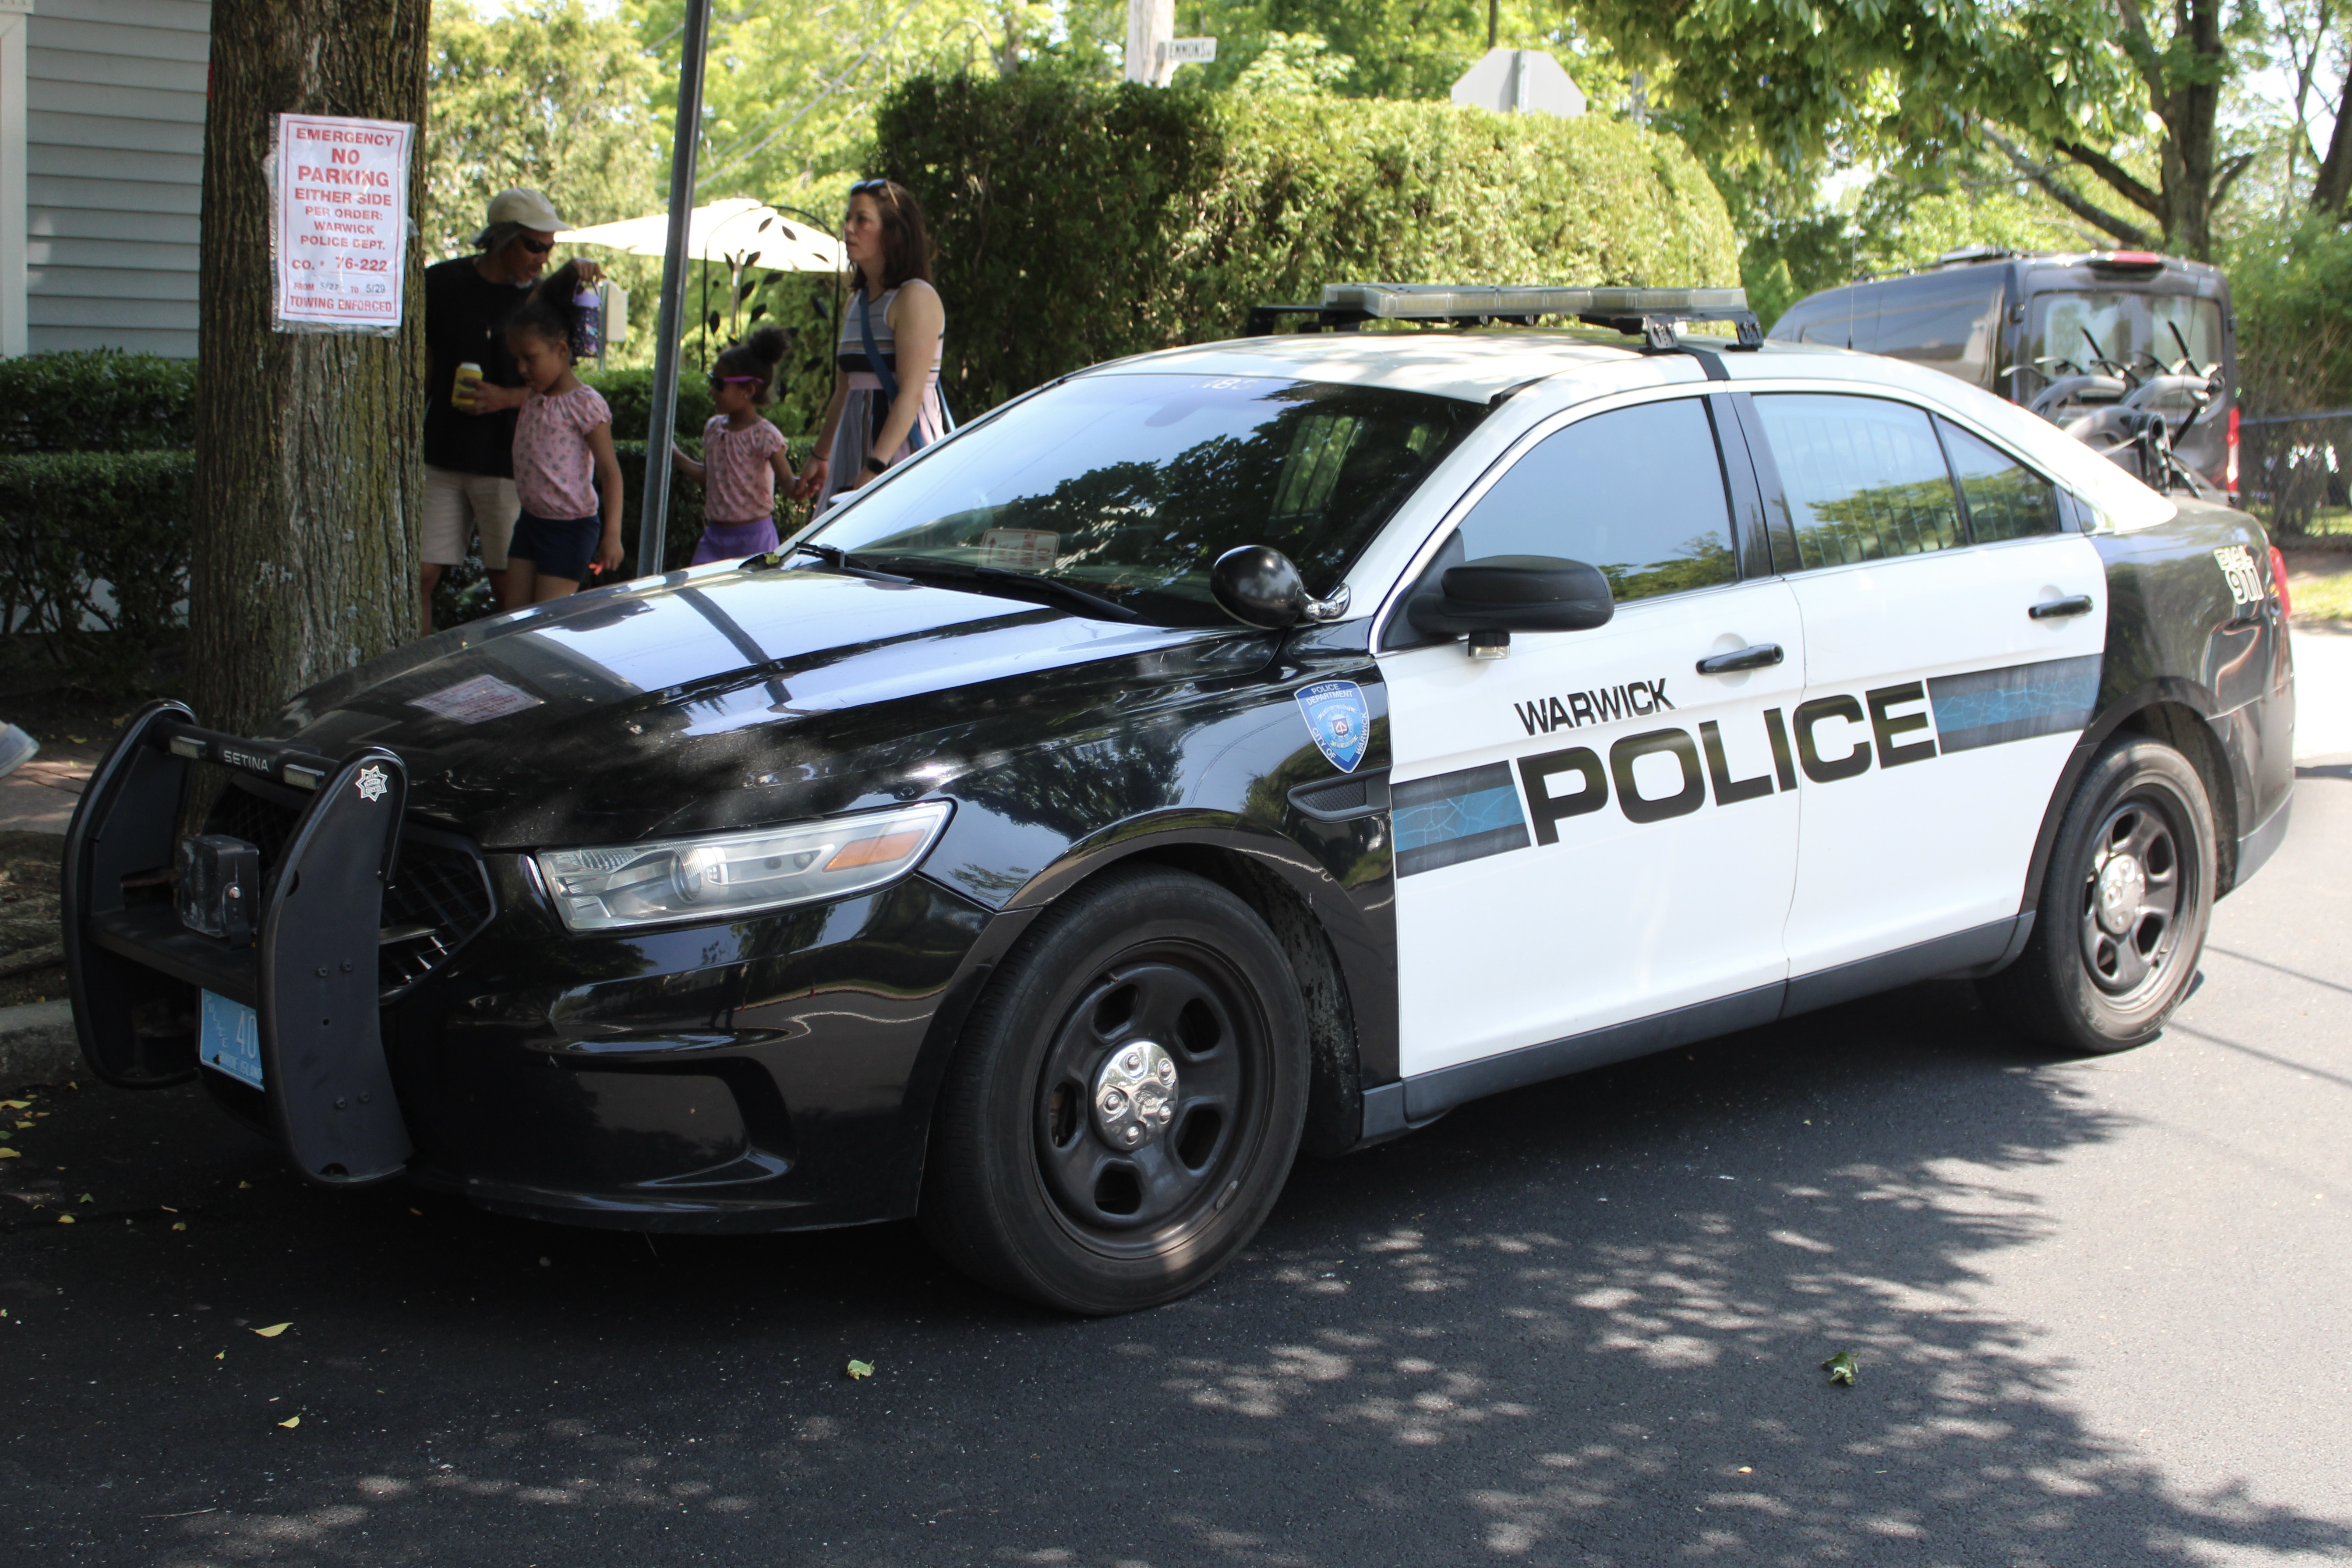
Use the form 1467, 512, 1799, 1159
191, 0, 429, 738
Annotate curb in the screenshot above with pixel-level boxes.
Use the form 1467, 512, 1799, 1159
0, 999, 78, 1089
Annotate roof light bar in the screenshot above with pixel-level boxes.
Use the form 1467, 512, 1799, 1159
1243, 283, 1763, 352
1317, 283, 1751, 320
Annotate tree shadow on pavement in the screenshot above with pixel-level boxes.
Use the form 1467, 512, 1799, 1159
8, 979, 2350, 1567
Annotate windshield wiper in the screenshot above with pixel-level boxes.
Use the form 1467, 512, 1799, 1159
858, 555, 1140, 622
788, 541, 911, 584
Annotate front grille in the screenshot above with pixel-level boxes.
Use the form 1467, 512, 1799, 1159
205, 780, 496, 998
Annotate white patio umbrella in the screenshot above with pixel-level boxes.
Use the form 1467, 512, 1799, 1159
558, 197, 843, 272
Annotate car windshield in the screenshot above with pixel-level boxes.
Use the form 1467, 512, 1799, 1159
802, 373, 1486, 626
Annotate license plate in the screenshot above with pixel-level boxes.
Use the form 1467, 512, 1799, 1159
200, 991, 262, 1089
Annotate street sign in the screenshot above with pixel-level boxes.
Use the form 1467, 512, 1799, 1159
1449, 48, 1586, 118
1162, 37, 1217, 64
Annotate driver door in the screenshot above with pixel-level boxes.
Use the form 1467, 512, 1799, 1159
1380, 394, 1805, 1079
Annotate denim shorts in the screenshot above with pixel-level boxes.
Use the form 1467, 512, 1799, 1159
509, 511, 602, 583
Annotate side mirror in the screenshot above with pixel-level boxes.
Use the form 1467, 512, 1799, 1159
1407, 554, 1613, 657
1210, 545, 1351, 630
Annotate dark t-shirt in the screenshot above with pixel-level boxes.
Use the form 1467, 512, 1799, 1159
423, 256, 530, 477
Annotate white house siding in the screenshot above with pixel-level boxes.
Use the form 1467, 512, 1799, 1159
23, 0, 208, 357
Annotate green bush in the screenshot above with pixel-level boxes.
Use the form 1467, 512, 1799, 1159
876, 76, 1741, 412
2222, 217, 2352, 535
0, 449, 193, 689
0, 350, 198, 453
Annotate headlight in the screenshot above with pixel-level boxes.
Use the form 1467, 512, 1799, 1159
536, 801, 953, 932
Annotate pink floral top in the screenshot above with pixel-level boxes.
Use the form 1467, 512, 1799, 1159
700, 415, 788, 524
512, 385, 611, 519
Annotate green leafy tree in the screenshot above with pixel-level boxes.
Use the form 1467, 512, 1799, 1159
425, 0, 664, 258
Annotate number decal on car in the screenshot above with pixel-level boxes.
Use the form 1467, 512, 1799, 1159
2214, 544, 2265, 607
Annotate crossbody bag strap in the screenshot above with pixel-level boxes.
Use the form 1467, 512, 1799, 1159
856, 290, 900, 404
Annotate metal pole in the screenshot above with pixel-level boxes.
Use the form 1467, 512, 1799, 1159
637, 0, 711, 578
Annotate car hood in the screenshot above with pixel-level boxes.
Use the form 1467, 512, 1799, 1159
259, 564, 1273, 848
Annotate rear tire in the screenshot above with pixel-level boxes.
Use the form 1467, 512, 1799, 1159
1978, 736, 2216, 1054
920, 865, 1309, 1314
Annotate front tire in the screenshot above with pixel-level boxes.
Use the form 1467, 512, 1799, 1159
920, 865, 1310, 1314
1978, 736, 2216, 1054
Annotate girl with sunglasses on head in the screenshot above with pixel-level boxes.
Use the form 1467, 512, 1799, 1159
671, 325, 797, 564
795, 178, 950, 508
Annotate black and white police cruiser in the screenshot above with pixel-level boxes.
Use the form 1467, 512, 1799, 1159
65, 283, 2294, 1314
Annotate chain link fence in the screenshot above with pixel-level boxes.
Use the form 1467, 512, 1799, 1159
2239, 409, 2352, 540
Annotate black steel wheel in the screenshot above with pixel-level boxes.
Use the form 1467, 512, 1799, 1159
1978, 735, 2216, 1054
921, 865, 1309, 1314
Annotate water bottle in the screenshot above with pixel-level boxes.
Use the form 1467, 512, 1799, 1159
572, 283, 603, 361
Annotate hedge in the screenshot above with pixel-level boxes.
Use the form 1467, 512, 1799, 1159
0, 450, 193, 690
0, 350, 198, 453
876, 75, 1742, 413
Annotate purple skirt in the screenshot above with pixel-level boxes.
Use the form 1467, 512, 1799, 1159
691, 518, 780, 565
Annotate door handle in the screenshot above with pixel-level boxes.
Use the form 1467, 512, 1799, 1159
2029, 594, 2095, 620
1696, 642, 1784, 675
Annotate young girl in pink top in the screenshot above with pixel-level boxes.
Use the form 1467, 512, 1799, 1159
505, 265, 624, 602
672, 325, 795, 564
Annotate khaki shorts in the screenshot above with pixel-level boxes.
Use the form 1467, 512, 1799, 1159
423, 466, 520, 570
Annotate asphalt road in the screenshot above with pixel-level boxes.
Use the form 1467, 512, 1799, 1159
7, 763, 2351, 1568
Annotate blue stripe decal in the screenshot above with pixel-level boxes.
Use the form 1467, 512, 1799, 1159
1393, 762, 1529, 877
1928, 654, 2102, 753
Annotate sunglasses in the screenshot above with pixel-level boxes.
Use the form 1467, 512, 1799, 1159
515, 235, 554, 255
707, 374, 763, 387
850, 179, 890, 195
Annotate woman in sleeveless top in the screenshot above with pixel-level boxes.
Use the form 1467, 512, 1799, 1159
797, 179, 948, 509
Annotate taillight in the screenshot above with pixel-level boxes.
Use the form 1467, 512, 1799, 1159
2269, 544, 2292, 619
2226, 406, 2240, 495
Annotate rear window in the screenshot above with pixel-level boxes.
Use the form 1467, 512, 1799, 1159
2027, 290, 2224, 411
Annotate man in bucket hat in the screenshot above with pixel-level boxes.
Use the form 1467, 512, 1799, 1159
420, 188, 604, 630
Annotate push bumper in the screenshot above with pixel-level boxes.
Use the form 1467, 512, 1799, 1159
63, 700, 415, 1186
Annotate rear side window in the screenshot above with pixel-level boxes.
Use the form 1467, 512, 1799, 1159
1754, 394, 1964, 569
1935, 418, 2061, 542
1864, 271, 2006, 389
1453, 398, 1737, 604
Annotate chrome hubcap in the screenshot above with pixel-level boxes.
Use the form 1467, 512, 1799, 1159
1093, 1041, 1178, 1149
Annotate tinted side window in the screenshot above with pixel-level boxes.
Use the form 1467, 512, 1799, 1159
1753, 394, 1964, 570
1866, 271, 2006, 388
1936, 418, 2061, 542
1455, 399, 1736, 604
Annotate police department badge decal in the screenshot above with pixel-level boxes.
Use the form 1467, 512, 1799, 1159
1294, 680, 1369, 773
354, 763, 389, 804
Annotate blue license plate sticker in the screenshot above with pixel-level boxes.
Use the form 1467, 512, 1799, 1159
200, 991, 262, 1089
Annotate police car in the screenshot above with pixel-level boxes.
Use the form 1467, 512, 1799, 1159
63, 284, 2294, 1315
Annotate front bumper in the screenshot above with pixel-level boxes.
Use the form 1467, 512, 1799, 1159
64, 701, 999, 1229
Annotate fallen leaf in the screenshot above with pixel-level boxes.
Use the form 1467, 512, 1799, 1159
253, 1323, 291, 1338
214, 1352, 223, 1360
237, 1181, 251, 1190
160, 1205, 177, 1213
13, 1120, 28, 1129
1737, 1466, 1753, 1474
845, 1359, 875, 1381
0, 1099, 28, 1109
56, 1214, 74, 1224
1822, 1350, 1858, 1386
0, 1148, 19, 1160
78, 1193, 92, 1204
172, 1222, 187, 1232
408, 1207, 422, 1216
277, 1415, 300, 1429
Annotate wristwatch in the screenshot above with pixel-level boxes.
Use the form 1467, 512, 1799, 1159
863, 454, 888, 474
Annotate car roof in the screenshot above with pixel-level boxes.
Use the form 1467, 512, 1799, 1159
1077, 330, 1646, 404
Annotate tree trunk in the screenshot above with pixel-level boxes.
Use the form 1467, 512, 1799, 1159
191, 0, 429, 738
